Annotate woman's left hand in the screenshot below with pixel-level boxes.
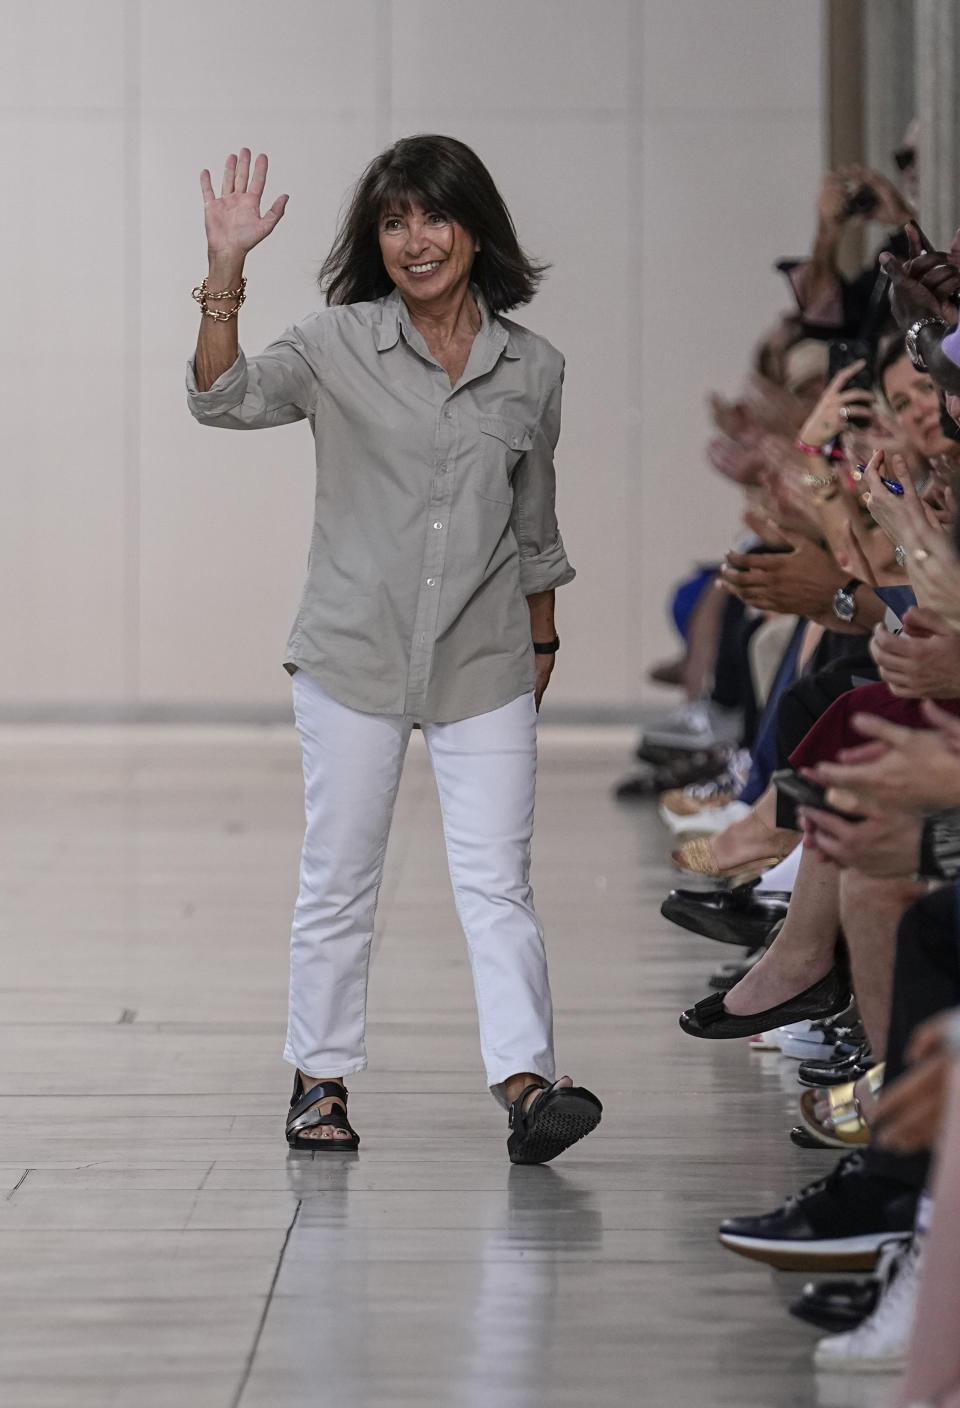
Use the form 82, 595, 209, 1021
534, 655, 555, 711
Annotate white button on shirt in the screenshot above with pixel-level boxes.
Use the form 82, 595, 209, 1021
186, 288, 574, 723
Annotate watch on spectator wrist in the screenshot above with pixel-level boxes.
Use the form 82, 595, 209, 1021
905, 316, 948, 371
533, 636, 560, 655
832, 579, 861, 624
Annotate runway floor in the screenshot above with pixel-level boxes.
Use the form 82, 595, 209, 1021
0, 724, 887, 1408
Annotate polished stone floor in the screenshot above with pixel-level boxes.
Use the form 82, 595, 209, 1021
0, 724, 891, 1408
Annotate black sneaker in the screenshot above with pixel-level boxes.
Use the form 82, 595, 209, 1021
718, 1153, 917, 1271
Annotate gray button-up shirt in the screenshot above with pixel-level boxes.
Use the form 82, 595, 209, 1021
186, 289, 574, 723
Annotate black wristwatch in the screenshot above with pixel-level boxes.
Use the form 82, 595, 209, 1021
832, 579, 861, 624
533, 635, 560, 655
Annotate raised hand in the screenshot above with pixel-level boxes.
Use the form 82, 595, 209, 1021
200, 149, 289, 264
798, 360, 875, 449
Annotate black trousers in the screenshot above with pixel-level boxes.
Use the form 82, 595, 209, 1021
862, 883, 960, 1189
774, 633, 878, 768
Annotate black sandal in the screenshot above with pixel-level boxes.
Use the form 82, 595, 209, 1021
285, 1075, 359, 1152
507, 1080, 602, 1165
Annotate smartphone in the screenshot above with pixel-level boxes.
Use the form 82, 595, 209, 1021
827, 339, 873, 428
772, 768, 863, 823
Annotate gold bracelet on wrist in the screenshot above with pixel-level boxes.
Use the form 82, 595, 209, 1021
192, 276, 247, 321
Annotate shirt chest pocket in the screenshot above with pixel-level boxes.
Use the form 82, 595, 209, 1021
476, 416, 534, 505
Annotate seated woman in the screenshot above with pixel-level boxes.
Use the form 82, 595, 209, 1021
676, 343, 960, 1093
671, 336, 959, 887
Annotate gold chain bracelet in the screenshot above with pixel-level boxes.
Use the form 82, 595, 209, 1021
191, 276, 247, 321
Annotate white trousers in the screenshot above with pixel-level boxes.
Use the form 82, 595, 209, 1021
283, 671, 556, 1105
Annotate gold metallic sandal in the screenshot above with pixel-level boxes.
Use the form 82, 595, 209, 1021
798, 1063, 885, 1149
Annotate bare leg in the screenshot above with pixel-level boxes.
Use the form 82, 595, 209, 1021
840, 871, 925, 1059
505, 1072, 573, 1114
896, 1063, 960, 1407
723, 847, 838, 1016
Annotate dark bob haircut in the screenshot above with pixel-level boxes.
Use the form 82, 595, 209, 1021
318, 134, 548, 312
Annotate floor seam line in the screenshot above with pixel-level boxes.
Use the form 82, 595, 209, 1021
230, 1197, 302, 1408
5, 1169, 31, 1201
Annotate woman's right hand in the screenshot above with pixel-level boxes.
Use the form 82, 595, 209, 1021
200, 149, 289, 266
799, 360, 874, 448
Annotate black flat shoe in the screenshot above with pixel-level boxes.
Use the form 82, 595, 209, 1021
507, 1080, 602, 1165
678, 967, 851, 1040
661, 885, 789, 948
788, 1276, 880, 1332
790, 1124, 835, 1150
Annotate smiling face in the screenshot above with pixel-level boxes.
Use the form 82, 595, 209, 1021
377, 200, 479, 306
882, 353, 954, 457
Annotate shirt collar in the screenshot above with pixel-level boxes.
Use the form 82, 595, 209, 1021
376, 286, 522, 359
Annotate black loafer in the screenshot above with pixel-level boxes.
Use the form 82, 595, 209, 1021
661, 885, 790, 948
788, 1276, 879, 1332
797, 1042, 873, 1088
679, 966, 850, 1040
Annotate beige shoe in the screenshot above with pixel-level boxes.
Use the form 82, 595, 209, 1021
661, 785, 739, 817
670, 832, 799, 888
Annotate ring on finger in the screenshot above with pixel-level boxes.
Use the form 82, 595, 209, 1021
840, 406, 850, 424
895, 544, 907, 567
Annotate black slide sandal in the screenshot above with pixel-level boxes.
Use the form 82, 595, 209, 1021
285, 1075, 359, 1152
507, 1081, 602, 1165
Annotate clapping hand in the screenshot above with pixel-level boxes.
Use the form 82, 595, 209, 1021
806, 707, 960, 813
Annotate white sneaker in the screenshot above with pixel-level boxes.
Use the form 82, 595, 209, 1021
642, 700, 743, 752
749, 1021, 810, 1053
814, 1237, 922, 1373
660, 798, 751, 836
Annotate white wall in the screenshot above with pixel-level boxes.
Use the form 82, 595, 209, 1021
0, 1, 823, 719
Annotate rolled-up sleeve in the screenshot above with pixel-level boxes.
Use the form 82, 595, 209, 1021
511, 367, 576, 595
186, 323, 318, 430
